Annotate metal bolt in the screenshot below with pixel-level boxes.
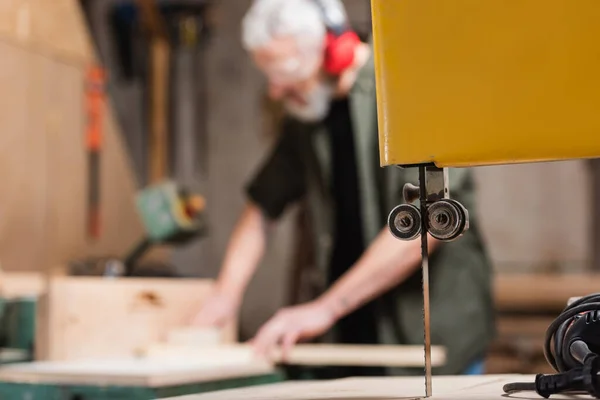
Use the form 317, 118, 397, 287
399, 215, 412, 228
435, 213, 449, 225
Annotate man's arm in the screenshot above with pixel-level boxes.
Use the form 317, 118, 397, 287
192, 201, 271, 327
215, 201, 271, 297
251, 226, 441, 356
319, 228, 440, 321
193, 119, 306, 327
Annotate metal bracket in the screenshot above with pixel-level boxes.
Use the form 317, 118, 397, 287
424, 166, 449, 202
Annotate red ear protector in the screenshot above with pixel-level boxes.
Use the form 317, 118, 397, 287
323, 30, 361, 76
311, 0, 361, 76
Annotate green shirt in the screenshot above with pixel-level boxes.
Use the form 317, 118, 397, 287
245, 48, 496, 376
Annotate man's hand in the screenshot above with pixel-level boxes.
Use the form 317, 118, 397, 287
191, 287, 241, 327
251, 300, 336, 361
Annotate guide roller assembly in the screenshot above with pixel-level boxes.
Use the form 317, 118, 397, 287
388, 166, 469, 243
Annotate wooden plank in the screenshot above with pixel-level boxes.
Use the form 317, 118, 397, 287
161, 374, 549, 400
35, 277, 237, 361
143, 343, 447, 368
494, 273, 600, 312
0, 358, 274, 388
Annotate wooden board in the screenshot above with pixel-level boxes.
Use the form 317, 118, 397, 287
494, 272, 600, 312
0, 357, 274, 388
35, 277, 237, 361
143, 344, 447, 368
161, 374, 572, 400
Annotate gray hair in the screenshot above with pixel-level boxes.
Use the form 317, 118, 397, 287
241, 0, 327, 57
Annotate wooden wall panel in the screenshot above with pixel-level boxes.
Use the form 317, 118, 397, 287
0, 0, 145, 273
33, 54, 86, 272
0, 0, 94, 65
0, 43, 49, 272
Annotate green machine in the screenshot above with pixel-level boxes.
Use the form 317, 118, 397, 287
70, 179, 208, 277
0, 297, 36, 365
123, 179, 209, 276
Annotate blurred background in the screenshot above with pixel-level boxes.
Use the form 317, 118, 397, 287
0, 0, 599, 380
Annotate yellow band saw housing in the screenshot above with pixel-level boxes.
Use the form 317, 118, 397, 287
371, 0, 600, 168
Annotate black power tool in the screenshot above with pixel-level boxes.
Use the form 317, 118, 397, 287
503, 294, 600, 398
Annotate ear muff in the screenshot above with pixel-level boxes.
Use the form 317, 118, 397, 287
323, 30, 361, 76
310, 0, 360, 75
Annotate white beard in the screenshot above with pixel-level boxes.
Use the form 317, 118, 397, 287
282, 80, 335, 123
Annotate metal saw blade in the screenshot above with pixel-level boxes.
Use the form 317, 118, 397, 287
421, 238, 432, 397
419, 166, 433, 397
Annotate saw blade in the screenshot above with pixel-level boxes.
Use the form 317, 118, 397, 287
419, 166, 433, 397
421, 236, 432, 396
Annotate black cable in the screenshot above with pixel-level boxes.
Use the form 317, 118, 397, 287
503, 381, 536, 394
543, 298, 600, 371
502, 293, 600, 398
570, 340, 593, 365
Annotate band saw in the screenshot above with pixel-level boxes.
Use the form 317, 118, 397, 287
370, 0, 600, 397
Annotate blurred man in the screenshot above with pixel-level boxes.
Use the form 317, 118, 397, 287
193, 0, 496, 379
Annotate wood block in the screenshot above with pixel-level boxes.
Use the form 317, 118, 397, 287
35, 277, 237, 361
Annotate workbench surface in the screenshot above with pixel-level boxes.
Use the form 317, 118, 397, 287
0, 358, 282, 399
162, 374, 573, 399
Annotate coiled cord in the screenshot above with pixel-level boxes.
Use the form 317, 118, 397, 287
543, 294, 600, 372
502, 293, 600, 398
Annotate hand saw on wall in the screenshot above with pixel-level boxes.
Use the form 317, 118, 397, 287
85, 65, 107, 240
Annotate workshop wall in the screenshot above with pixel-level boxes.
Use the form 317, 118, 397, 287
475, 161, 592, 273
0, 0, 145, 274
